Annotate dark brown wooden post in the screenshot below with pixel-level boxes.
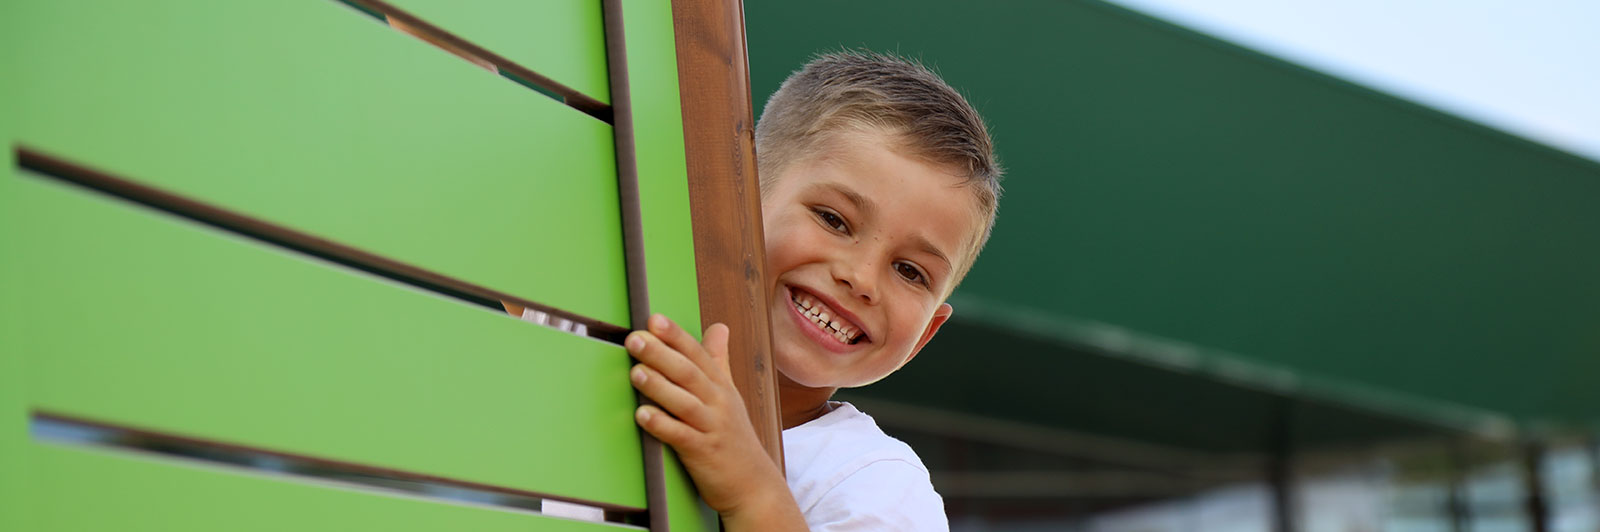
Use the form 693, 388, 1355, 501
671, 0, 785, 469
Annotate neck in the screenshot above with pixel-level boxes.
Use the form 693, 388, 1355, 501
777, 373, 837, 429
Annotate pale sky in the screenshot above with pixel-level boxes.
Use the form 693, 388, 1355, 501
1104, 0, 1600, 162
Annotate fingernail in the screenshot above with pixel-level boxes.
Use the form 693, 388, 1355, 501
631, 366, 646, 385
650, 314, 670, 333
636, 408, 652, 423
626, 334, 645, 351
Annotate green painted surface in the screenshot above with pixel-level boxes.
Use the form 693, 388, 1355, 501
624, 0, 702, 337
8, 0, 629, 326
390, 0, 611, 104
623, 1, 716, 529
748, 0, 1600, 438
842, 319, 1480, 454
663, 448, 722, 532
3, 173, 646, 508
0, 99, 30, 532
4, 0, 720, 524
24, 442, 625, 532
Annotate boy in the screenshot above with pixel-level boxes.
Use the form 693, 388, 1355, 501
625, 51, 1001, 531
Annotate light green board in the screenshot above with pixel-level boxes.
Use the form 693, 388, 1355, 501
619, 1, 718, 529
0, 120, 28, 532
7, 0, 629, 326
2, 173, 646, 508
624, 0, 702, 338
22, 442, 626, 532
390, 0, 612, 103
3, 0, 722, 528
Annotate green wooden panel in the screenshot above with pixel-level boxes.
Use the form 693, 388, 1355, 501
389, 0, 611, 103
0, 114, 29, 532
621, 1, 718, 530
8, 0, 629, 326
623, 0, 702, 337
663, 450, 721, 532
2, 173, 646, 508
20, 442, 627, 532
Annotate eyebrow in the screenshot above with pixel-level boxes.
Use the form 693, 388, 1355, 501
815, 182, 876, 219
912, 235, 953, 274
812, 182, 953, 275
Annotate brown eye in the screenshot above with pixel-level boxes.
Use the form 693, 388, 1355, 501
895, 262, 927, 286
814, 208, 848, 233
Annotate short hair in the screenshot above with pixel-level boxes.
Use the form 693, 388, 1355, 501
755, 50, 1003, 291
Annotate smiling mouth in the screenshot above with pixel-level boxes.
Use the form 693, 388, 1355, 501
789, 289, 867, 345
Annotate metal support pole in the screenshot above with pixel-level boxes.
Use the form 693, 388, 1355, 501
1446, 442, 1472, 532
1268, 399, 1297, 532
1589, 435, 1600, 510
1521, 440, 1549, 532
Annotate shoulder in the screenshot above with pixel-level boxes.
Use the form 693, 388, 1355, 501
803, 459, 948, 532
784, 403, 929, 488
783, 403, 948, 532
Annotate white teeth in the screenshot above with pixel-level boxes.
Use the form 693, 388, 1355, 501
792, 290, 864, 344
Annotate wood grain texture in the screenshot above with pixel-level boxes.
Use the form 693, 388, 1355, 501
670, 0, 785, 469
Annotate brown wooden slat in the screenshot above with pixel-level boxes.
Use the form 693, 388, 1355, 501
670, 0, 785, 469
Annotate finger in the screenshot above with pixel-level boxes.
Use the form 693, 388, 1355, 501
648, 314, 715, 372
626, 331, 715, 398
630, 364, 712, 428
635, 405, 702, 450
702, 323, 733, 377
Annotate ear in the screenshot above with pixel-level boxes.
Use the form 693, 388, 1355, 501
904, 302, 954, 366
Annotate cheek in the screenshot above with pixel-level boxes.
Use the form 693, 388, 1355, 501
764, 217, 826, 269
763, 225, 799, 270
885, 301, 935, 345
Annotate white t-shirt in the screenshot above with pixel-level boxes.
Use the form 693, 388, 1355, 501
782, 402, 949, 531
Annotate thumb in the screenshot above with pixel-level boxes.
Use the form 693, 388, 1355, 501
703, 323, 731, 371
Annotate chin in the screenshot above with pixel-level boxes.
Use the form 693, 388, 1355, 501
775, 357, 888, 391
772, 347, 829, 389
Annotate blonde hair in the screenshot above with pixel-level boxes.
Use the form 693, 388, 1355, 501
756, 50, 1003, 289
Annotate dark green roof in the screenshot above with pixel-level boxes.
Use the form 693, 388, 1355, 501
749, 0, 1600, 449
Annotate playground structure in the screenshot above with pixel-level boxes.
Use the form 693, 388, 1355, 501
2, 1, 776, 530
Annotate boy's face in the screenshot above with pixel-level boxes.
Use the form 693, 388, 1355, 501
762, 132, 978, 390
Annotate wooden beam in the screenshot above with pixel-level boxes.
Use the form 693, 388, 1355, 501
670, 0, 785, 469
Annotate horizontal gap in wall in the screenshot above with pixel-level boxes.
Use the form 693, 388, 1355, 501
14, 147, 630, 345
31, 411, 649, 528
331, 0, 613, 123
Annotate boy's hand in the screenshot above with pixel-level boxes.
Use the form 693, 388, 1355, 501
625, 315, 802, 528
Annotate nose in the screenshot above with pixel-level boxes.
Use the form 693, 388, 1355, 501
833, 258, 878, 304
